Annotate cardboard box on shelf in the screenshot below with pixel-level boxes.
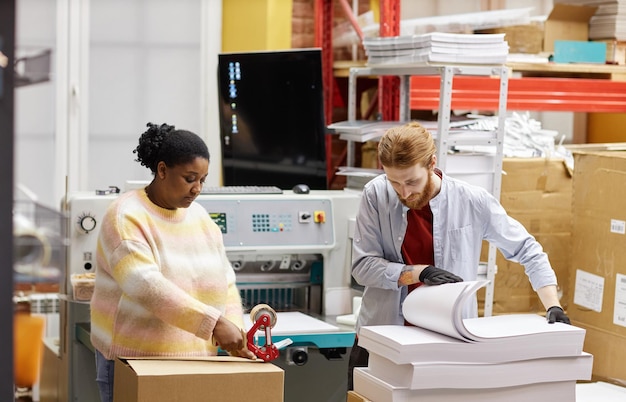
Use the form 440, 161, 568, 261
477, 4, 598, 56
479, 157, 573, 314
113, 356, 284, 402
476, 24, 543, 54
596, 39, 626, 65
569, 151, 626, 384
543, 4, 598, 53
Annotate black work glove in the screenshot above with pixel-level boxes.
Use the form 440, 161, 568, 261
546, 306, 571, 325
418, 265, 463, 286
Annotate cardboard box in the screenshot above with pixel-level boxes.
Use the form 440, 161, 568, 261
572, 320, 626, 385
476, 24, 543, 54
479, 158, 573, 314
569, 151, 626, 383
113, 357, 284, 402
544, 4, 598, 53
477, 4, 598, 55
596, 39, 626, 64
348, 390, 373, 402
565, 143, 626, 153
70, 273, 95, 301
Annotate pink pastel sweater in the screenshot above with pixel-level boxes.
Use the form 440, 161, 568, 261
90, 189, 245, 360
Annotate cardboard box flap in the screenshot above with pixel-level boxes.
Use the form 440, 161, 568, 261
544, 4, 598, 52
573, 150, 626, 159
548, 4, 597, 23
565, 142, 626, 153
120, 355, 256, 363
125, 358, 281, 376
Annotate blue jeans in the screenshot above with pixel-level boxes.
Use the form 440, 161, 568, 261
95, 349, 115, 402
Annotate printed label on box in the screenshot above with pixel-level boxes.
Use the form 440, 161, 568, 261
574, 269, 604, 312
614, 273, 626, 328
610, 219, 626, 235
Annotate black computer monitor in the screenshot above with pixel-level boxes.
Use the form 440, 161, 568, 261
217, 48, 327, 190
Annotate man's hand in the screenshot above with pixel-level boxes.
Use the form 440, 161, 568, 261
418, 265, 463, 286
546, 306, 570, 324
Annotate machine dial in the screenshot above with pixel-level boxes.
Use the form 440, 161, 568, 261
77, 212, 97, 234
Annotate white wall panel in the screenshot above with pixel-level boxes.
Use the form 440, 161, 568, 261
401, 0, 553, 19
88, 137, 152, 191
88, 46, 142, 134
141, 48, 201, 132
15, 0, 57, 207
87, 0, 202, 192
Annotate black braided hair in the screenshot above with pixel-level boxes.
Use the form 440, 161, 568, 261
133, 122, 210, 173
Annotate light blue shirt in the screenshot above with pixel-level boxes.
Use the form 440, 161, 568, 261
352, 169, 558, 333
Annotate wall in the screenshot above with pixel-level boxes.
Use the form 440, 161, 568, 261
401, 0, 553, 18
222, 0, 292, 52
87, 0, 204, 192
14, 0, 56, 207
15, 0, 208, 208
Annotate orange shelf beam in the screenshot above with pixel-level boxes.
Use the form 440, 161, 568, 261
409, 75, 626, 113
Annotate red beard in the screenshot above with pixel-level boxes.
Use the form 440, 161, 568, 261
398, 171, 435, 210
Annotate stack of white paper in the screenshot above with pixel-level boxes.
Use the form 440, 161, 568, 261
363, 32, 509, 66
327, 118, 492, 143
354, 281, 593, 402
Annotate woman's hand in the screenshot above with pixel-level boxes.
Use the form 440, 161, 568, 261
213, 317, 256, 359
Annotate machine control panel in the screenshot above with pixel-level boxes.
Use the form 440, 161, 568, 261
66, 193, 339, 284
196, 196, 335, 248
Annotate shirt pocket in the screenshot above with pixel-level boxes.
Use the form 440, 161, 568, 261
448, 224, 474, 263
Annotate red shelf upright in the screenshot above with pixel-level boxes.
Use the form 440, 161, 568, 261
379, 0, 401, 121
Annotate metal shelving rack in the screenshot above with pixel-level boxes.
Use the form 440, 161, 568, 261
345, 63, 510, 317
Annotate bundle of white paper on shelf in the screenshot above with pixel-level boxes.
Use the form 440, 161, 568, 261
363, 32, 509, 66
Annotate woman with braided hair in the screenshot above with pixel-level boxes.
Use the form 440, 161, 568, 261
90, 123, 254, 402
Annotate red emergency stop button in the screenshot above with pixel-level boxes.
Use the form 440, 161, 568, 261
314, 211, 326, 223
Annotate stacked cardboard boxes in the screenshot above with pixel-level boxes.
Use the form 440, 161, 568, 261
477, 3, 599, 58
479, 157, 573, 314
569, 151, 626, 385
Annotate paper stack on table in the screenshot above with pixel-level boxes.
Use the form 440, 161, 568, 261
354, 281, 593, 402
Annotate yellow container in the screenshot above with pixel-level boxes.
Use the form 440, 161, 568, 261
14, 302, 45, 389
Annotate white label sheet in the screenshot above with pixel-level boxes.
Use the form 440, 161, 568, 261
574, 269, 604, 312
614, 273, 626, 328
610, 219, 626, 235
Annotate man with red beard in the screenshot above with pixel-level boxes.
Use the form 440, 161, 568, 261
347, 122, 570, 390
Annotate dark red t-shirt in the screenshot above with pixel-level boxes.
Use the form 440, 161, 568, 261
401, 206, 433, 326
401, 204, 434, 291
400, 171, 442, 325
